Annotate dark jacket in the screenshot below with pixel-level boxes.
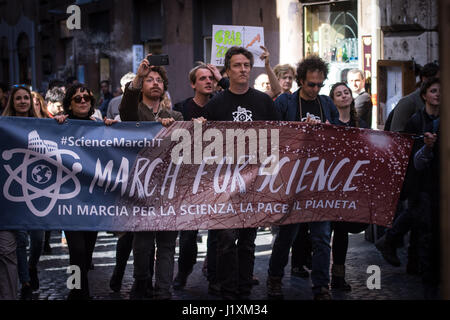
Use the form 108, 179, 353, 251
401, 108, 438, 201
173, 97, 193, 120
274, 89, 340, 124
390, 88, 424, 132
384, 107, 395, 131
354, 91, 372, 127
119, 82, 183, 122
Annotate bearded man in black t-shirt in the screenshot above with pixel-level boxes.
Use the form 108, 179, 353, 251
202, 46, 279, 300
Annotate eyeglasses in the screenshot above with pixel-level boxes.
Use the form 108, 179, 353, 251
72, 95, 92, 103
147, 77, 164, 84
306, 82, 324, 88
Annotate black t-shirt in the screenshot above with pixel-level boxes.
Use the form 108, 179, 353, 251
204, 88, 279, 121
185, 98, 208, 120
174, 97, 209, 120
299, 97, 325, 122
337, 118, 368, 128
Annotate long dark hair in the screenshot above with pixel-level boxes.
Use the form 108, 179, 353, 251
329, 82, 360, 128
2, 85, 37, 117
62, 83, 96, 118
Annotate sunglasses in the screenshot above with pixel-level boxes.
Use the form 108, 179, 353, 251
72, 94, 92, 103
306, 81, 325, 88
12, 84, 31, 90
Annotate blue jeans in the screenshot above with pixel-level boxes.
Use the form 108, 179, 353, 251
309, 222, 331, 293
268, 222, 331, 293
15, 230, 44, 284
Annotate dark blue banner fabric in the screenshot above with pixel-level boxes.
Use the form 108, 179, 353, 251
0, 117, 163, 231
0, 117, 413, 231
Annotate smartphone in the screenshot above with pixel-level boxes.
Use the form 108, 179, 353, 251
147, 54, 170, 66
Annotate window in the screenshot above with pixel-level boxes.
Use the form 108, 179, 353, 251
193, 0, 232, 63
203, 36, 212, 66
144, 40, 163, 56
134, 0, 163, 42
303, 0, 359, 92
0, 37, 9, 84
304, 0, 358, 63
89, 11, 110, 44
133, 0, 163, 55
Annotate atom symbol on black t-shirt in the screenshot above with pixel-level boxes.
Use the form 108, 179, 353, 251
232, 106, 253, 122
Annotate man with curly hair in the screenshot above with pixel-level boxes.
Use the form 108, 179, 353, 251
267, 55, 339, 300
120, 55, 183, 300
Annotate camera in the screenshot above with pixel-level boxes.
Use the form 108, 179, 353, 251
147, 54, 170, 66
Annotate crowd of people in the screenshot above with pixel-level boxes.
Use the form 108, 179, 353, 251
0, 46, 441, 301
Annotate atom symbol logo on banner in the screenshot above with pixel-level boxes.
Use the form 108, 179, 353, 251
31, 165, 52, 184
2, 130, 82, 217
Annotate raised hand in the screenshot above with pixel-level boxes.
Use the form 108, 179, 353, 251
207, 64, 222, 82
259, 45, 270, 67
133, 54, 153, 88
136, 54, 153, 78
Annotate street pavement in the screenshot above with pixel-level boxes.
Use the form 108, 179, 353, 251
30, 229, 424, 301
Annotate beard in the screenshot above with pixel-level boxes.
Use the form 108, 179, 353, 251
143, 88, 163, 101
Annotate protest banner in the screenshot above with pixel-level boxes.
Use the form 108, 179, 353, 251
0, 117, 413, 231
211, 25, 265, 67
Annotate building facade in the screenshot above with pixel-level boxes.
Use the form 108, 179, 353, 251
0, 0, 439, 114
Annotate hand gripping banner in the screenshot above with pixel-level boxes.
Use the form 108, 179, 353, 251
0, 117, 413, 231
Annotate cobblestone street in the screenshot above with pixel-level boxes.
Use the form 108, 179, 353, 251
31, 229, 423, 301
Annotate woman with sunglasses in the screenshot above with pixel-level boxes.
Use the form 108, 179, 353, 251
54, 83, 115, 300
2, 85, 46, 300
328, 82, 369, 291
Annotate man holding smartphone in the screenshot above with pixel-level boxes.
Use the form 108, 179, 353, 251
119, 54, 182, 300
